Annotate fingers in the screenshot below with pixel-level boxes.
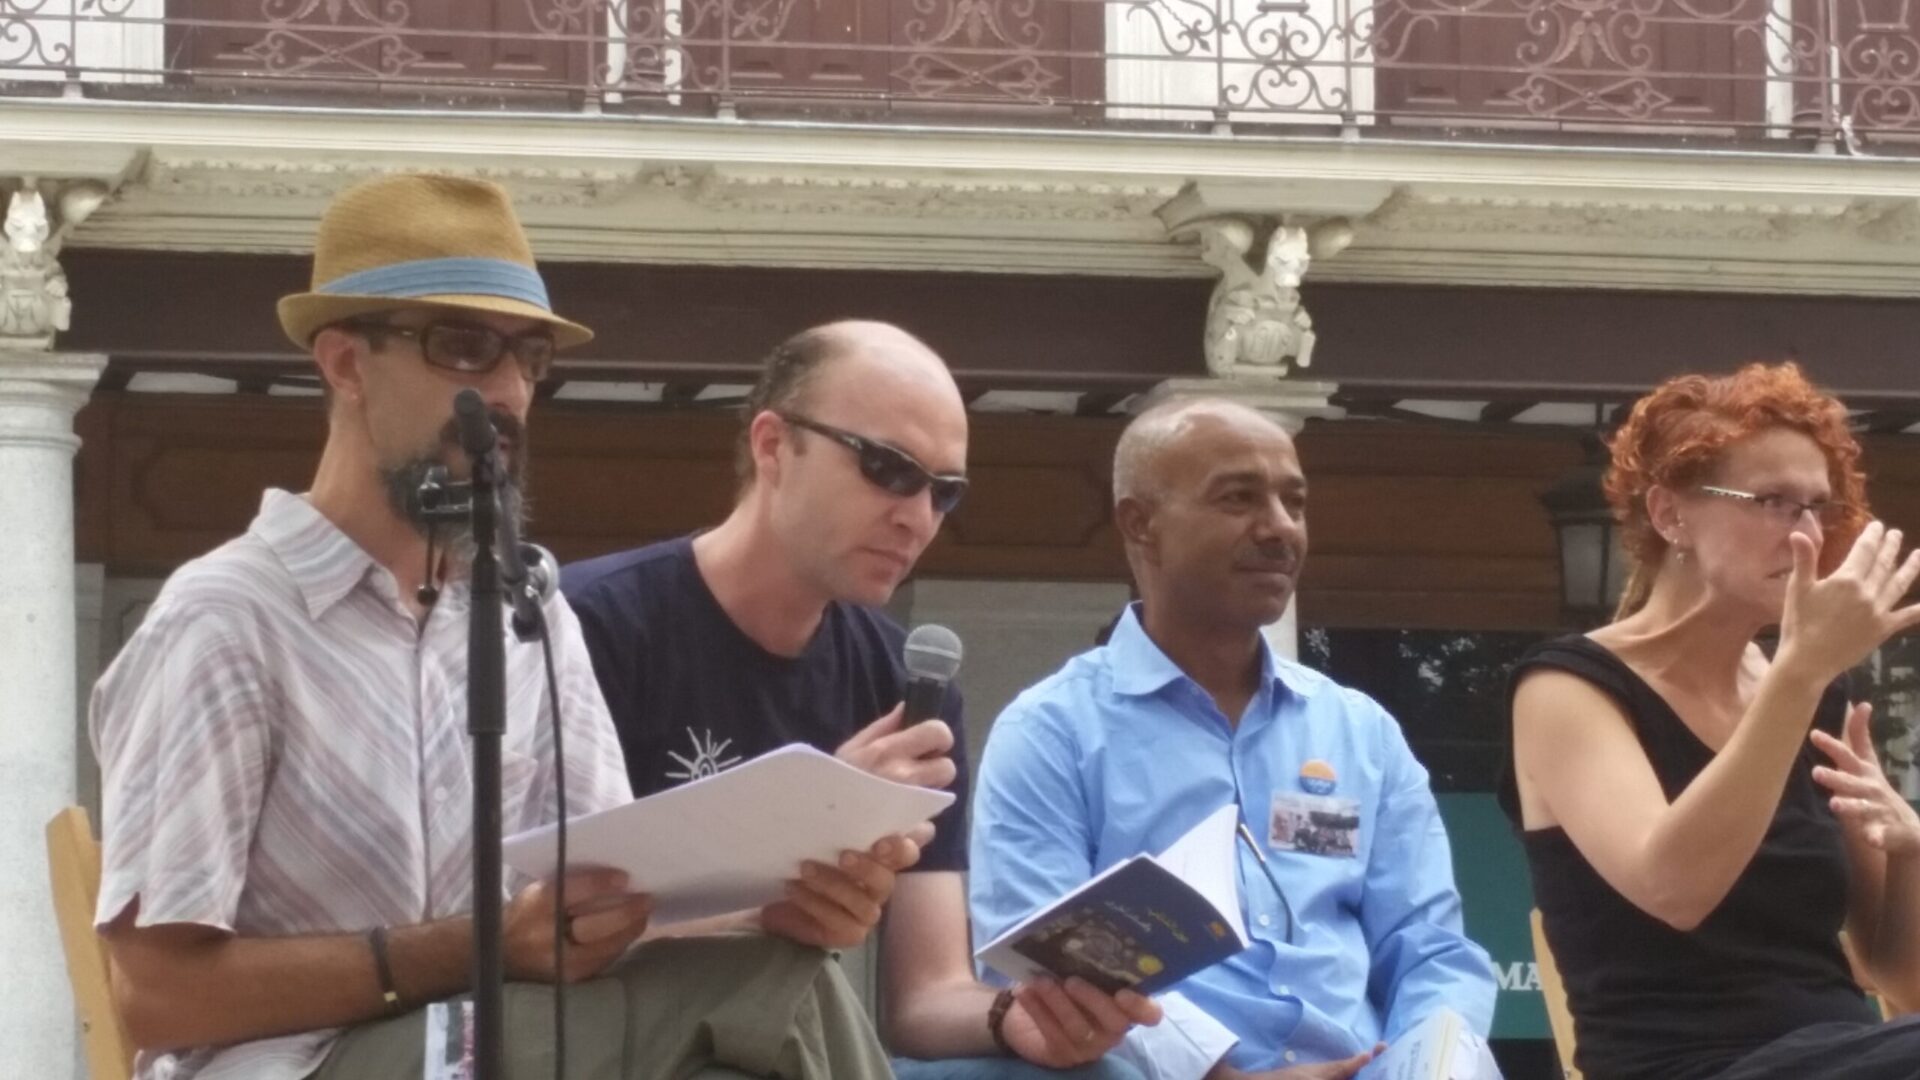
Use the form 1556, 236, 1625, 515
1829, 795, 1892, 845
1811, 721, 1872, 774
511, 869, 637, 928
771, 853, 897, 949
553, 868, 634, 905
1059, 976, 1137, 1038
1846, 701, 1879, 763
782, 875, 877, 940
1113, 987, 1164, 1026
1813, 763, 1884, 799
903, 820, 937, 850
1024, 979, 1101, 1045
835, 705, 905, 758
1310, 1048, 1378, 1080
1788, 531, 1819, 594
1889, 598, 1920, 637
803, 853, 893, 919
1839, 521, 1887, 580
870, 833, 923, 873
1867, 526, 1903, 594
865, 720, 958, 788
510, 875, 650, 984
758, 900, 827, 948
1010, 982, 1088, 1060
564, 893, 653, 946
1882, 548, 1920, 609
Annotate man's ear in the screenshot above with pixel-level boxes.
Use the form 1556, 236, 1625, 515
1114, 495, 1157, 562
311, 326, 367, 409
746, 410, 790, 487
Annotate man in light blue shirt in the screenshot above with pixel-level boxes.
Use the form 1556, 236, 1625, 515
969, 399, 1496, 1080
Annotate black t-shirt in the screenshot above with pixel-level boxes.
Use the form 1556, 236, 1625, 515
1498, 635, 1876, 1080
561, 534, 969, 872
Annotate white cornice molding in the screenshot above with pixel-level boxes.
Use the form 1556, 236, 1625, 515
16, 100, 1920, 292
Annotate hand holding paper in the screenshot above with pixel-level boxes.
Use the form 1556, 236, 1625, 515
503, 743, 954, 925
761, 831, 923, 949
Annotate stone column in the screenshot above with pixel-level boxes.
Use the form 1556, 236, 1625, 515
1139, 377, 1343, 661
0, 350, 106, 1080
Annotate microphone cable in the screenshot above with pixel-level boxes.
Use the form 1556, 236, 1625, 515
511, 584, 570, 1080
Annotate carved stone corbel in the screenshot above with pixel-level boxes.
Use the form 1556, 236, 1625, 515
1, 177, 112, 351
1175, 214, 1352, 382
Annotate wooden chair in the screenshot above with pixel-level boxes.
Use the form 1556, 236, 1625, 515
1841, 930, 1912, 1022
1530, 908, 1583, 1080
46, 806, 134, 1080
1532, 914, 1912, 1080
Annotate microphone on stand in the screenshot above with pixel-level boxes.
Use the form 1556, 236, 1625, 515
508, 544, 559, 642
903, 624, 964, 725
451, 390, 550, 641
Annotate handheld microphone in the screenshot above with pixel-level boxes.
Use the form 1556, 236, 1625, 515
903, 624, 964, 725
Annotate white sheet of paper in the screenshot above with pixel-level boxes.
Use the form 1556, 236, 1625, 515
502, 743, 955, 924
1357, 1008, 1501, 1080
1150, 803, 1249, 947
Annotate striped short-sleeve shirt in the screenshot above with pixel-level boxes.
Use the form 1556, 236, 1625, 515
91, 489, 634, 1080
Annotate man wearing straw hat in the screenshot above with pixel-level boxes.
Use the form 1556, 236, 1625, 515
87, 173, 894, 1080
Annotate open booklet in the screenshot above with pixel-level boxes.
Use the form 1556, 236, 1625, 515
501, 743, 955, 925
974, 804, 1250, 996
1357, 1007, 1503, 1080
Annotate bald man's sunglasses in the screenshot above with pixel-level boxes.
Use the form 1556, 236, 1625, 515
779, 414, 969, 515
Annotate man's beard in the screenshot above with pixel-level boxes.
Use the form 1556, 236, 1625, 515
381, 410, 530, 563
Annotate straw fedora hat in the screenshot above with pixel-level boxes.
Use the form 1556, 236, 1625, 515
277, 173, 592, 350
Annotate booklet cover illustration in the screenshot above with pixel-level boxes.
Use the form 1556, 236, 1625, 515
977, 804, 1250, 996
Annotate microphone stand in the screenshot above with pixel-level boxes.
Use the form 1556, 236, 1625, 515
467, 441, 507, 1080
418, 389, 509, 1080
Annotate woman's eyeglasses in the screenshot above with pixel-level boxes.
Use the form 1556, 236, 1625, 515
1698, 485, 1850, 529
779, 413, 969, 515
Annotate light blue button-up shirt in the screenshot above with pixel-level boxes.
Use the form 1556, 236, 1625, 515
969, 606, 1495, 1078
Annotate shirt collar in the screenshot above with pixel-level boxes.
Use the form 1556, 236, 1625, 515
1105, 602, 1316, 701
250, 489, 380, 619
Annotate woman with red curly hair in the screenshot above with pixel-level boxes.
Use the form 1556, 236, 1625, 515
1501, 362, 1920, 1080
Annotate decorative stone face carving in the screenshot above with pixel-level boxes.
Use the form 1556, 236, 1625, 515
1192, 216, 1350, 380
0, 180, 108, 350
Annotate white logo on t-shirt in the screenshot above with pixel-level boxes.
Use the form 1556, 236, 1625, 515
665, 728, 742, 782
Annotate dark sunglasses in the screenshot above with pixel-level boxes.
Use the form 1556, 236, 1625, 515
779, 413, 969, 514
349, 319, 556, 382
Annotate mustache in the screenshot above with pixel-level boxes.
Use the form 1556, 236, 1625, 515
1237, 542, 1301, 571
438, 409, 527, 469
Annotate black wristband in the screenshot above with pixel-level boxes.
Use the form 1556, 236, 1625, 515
987, 987, 1017, 1055
368, 926, 402, 1010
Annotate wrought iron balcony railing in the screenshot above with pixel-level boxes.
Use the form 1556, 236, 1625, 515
4, 0, 1918, 147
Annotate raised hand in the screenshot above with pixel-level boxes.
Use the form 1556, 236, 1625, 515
836, 703, 958, 790
1813, 701, 1920, 855
999, 976, 1162, 1068
1779, 522, 1920, 686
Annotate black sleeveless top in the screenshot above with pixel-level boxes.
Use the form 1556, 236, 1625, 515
1499, 636, 1877, 1080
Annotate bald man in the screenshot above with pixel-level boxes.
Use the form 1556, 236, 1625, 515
969, 400, 1497, 1080
563, 322, 1159, 1079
